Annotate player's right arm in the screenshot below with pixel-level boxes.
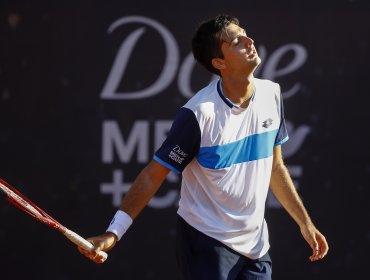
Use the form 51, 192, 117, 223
80, 107, 200, 263
117, 159, 170, 220
78, 160, 170, 263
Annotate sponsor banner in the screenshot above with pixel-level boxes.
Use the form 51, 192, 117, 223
0, 1, 369, 279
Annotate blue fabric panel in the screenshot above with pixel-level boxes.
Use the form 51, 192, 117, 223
154, 107, 201, 172
196, 130, 278, 169
274, 96, 289, 145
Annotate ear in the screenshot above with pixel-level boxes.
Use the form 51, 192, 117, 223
211, 58, 225, 70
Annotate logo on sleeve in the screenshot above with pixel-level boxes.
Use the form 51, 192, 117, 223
169, 145, 188, 164
262, 118, 273, 128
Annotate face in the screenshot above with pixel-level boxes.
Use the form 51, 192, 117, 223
214, 23, 261, 75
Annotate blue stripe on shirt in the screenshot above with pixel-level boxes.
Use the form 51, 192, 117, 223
274, 135, 289, 146
196, 129, 278, 169
153, 155, 181, 174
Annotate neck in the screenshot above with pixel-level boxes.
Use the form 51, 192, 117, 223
221, 76, 255, 108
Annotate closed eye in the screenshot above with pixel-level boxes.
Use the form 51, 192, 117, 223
231, 31, 247, 46
232, 37, 241, 45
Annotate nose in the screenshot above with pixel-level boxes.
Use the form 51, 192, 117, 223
243, 36, 254, 47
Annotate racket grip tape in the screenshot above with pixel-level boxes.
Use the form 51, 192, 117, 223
64, 229, 108, 261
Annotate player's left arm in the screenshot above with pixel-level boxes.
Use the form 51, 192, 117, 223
269, 145, 329, 262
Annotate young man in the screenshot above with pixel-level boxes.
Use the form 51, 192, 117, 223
79, 15, 329, 280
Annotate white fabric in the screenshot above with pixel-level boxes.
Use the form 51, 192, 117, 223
106, 210, 133, 240
177, 78, 286, 259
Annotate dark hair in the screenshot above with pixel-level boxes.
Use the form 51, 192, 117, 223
192, 14, 240, 75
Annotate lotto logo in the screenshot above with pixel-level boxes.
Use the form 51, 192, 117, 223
262, 118, 273, 128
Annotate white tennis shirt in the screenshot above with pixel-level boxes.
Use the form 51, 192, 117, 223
154, 78, 289, 259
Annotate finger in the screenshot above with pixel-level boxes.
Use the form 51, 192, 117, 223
87, 250, 107, 264
86, 239, 103, 257
317, 235, 329, 259
92, 244, 104, 257
79, 249, 96, 261
309, 249, 320, 261
311, 239, 319, 255
309, 250, 319, 261
77, 246, 86, 254
78, 245, 93, 256
78, 242, 100, 260
93, 253, 106, 264
310, 234, 330, 261
81, 249, 104, 263
308, 235, 320, 261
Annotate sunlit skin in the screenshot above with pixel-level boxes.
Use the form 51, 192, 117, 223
212, 23, 260, 108
270, 146, 329, 262
219, 24, 261, 74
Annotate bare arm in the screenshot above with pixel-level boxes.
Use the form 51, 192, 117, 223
119, 159, 170, 219
78, 160, 170, 263
269, 146, 329, 261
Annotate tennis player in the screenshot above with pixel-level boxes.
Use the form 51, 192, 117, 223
79, 14, 328, 280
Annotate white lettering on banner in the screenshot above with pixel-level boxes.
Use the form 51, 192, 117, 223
101, 120, 181, 209
259, 44, 307, 99
100, 16, 179, 99
100, 169, 179, 209
102, 120, 149, 163
177, 53, 219, 98
102, 120, 172, 163
99, 15, 311, 209
100, 15, 308, 100
100, 170, 131, 207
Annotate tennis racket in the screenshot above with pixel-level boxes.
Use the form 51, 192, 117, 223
0, 178, 107, 261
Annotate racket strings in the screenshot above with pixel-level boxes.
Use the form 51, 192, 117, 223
1, 179, 62, 230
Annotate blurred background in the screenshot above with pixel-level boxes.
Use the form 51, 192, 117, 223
0, 0, 369, 279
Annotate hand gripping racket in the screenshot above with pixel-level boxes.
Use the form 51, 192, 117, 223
0, 178, 107, 261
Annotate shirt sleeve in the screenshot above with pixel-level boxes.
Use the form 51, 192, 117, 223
154, 107, 201, 173
274, 86, 289, 146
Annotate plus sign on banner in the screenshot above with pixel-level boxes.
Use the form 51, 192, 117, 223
100, 170, 131, 207
101, 168, 180, 208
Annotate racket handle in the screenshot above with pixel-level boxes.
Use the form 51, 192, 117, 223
64, 229, 108, 261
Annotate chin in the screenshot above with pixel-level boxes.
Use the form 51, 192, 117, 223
249, 59, 261, 74
254, 56, 262, 65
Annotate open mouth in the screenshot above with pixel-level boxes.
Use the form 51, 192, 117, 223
248, 49, 257, 58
